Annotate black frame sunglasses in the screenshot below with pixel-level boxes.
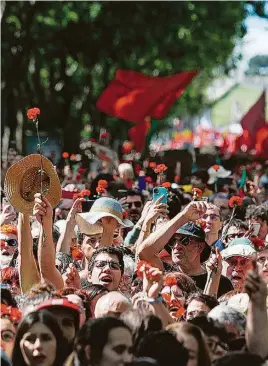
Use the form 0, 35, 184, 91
1, 239, 18, 247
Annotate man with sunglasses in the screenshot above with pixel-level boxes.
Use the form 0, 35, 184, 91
88, 247, 124, 291
138, 201, 233, 297
124, 190, 144, 224
0, 225, 18, 269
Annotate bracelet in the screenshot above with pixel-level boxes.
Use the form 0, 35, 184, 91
148, 294, 163, 304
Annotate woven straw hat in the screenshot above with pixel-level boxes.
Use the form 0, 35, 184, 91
4, 154, 61, 214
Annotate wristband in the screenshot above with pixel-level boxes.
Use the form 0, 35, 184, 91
148, 294, 163, 304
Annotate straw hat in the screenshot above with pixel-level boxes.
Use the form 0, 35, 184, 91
4, 154, 61, 214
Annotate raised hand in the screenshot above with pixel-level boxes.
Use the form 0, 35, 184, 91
182, 201, 207, 222
67, 198, 84, 222
142, 265, 163, 299
245, 256, 267, 307
33, 193, 53, 226
206, 247, 222, 277
62, 263, 81, 289
0, 204, 16, 225
145, 197, 169, 225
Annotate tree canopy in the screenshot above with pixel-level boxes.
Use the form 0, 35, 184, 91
2, 1, 267, 153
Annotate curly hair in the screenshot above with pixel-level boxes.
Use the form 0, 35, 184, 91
88, 246, 124, 274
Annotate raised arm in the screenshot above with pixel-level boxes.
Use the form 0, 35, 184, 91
18, 213, 40, 293
34, 193, 64, 289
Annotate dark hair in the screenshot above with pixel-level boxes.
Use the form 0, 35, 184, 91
167, 322, 211, 366
52, 225, 61, 245
74, 317, 131, 365
82, 284, 109, 318
56, 252, 81, 274
12, 310, 67, 365
0, 287, 17, 307
212, 351, 263, 366
137, 330, 189, 366
248, 204, 268, 224
185, 292, 219, 311
164, 272, 198, 295
120, 309, 163, 355
223, 218, 248, 233
127, 189, 145, 203
88, 246, 124, 274
189, 316, 229, 344
167, 191, 182, 219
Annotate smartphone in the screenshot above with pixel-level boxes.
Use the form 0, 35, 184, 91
82, 200, 95, 213
251, 222, 261, 237
153, 187, 168, 204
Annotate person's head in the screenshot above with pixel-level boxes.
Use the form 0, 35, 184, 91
88, 247, 124, 291
55, 252, 81, 275
120, 309, 162, 355
257, 247, 268, 283
167, 322, 211, 366
211, 193, 231, 221
78, 231, 102, 259
202, 203, 222, 236
95, 291, 132, 318
221, 238, 255, 292
73, 316, 133, 366
222, 219, 248, 246
118, 163, 134, 181
189, 316, 229, 362
137, 330, 189, 366
185, 293, 219, 321
12, 310, 66, 366
0, 267, 20, 297
1, 312, 18, 359
190, 170, 209, 191
247, 205, 268, 240
208, 305, 246, 341
169, 223, 210, 270
119, 250, 136, 295
82, 284, 109, 319
36, 299, 80, 346
0, 225, 18, 263
126, 190, 144, 223
161, 272, 197, 321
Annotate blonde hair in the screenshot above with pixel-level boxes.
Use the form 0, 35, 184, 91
118, 163, 134, 180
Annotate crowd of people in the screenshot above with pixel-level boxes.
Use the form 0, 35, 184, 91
1, 149, 268, 366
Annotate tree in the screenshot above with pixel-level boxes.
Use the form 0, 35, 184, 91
1, 1, 267, 153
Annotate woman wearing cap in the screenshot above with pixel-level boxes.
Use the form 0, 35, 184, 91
12, 310, 67, 366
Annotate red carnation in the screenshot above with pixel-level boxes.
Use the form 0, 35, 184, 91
122, 141, 134, 154
145, 176, 153, 183
73, 193, 81, 200
154, 164, 167, 174
122, 209, 129, 219
149, 162, 157, 169
164, 276, 177, 287
136, 261, 152, 278
100, 132, 109, 139
27, 107, 40, 120
96, 186, 105, 194
98, 180, 108, 189
80, 189, 91, 198
71, 248, 84, 261
174, 175, 180, 183
192, 188, 203, 200
212, 165, 220, 171
196, 219, 207, 230
162, 182, 171, 188
62, 152, 69, 159
229, 196, 243, 208
89, 138, 96, 142
78, 168, 86, 175
251, 237, 265, 250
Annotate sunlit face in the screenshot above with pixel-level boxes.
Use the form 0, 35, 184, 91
0, 317, 16, 359
48, 308, 76, 344
225, 256, 252, 292
257, 248, 268, 283
126, 195, 143, 223
99, 327, 133, 366
20, 322, 57, 366
202, 206, 221, 234
90, 253, 122, 291
186, 299, 211, 321
249, 217, 268, 240
171, 235, 205, 267
81, 234, 102, 260
161, 284, 185, 320
175, 332, 199, 366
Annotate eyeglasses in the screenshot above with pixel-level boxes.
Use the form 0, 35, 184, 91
1, 239, 18, 247
1, 329, 15, 342
207, 338, 229, 352
203, 214, 220, 221
94, 260, 121, 271
225, 233, 244, 241
127, 201, 142, 209
170, 235, 202, 247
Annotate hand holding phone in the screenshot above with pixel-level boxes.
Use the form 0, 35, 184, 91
153, 187, 168, 204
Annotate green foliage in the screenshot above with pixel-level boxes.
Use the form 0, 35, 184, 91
1, 1, 267, 152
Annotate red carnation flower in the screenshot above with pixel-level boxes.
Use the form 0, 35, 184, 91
212, 165, 220, 171
145, 176, 153, 183
73, 193, 81, 200
229, 196, 243, 208
196, 219, 207, 230
149, 162, 157, 169
98, 180, 108, 189
164, 276, 177, 287
192, 188, 203, 200
136, 261, 152, 278
122, 209, 129, 219
154, 164, 167, 174
77, 168, 86, 175
71, 249, 84, 261
162, 182, 171, 188
27, 107, 40, 120
122, 141, 134, 154
89, 138, 96, 142
174, 175, 180, 183
96, 186, 105, 194
250, 237, 265, 250
62, 152, 69, 159
80, 189, 91, 198
100, 132, 109, 139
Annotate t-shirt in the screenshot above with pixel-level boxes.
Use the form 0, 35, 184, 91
190, 273, 233, 298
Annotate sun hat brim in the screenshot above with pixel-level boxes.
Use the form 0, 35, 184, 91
4, 154, 61, 215
221, 244, 256, 259
84, 211, 133, 228
76, 213, 104, 235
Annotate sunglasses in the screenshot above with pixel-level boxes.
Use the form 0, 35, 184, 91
94, 260, 121, 271
1, 329, 15, 342
1, 239, 18, 247
207, 338, 229, 352
170, 235, 202, 247
127, 201, 142, 209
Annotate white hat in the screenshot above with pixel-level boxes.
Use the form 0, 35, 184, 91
207, 165, 232, 185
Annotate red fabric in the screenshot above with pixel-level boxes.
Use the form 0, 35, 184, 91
255, 124, 268, 159
128, 118, 151, 152
97, 69, 199, 124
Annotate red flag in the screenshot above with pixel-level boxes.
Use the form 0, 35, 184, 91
255, 124, 268, 159
128, 117, 151, 152
97, 69, 199, 124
